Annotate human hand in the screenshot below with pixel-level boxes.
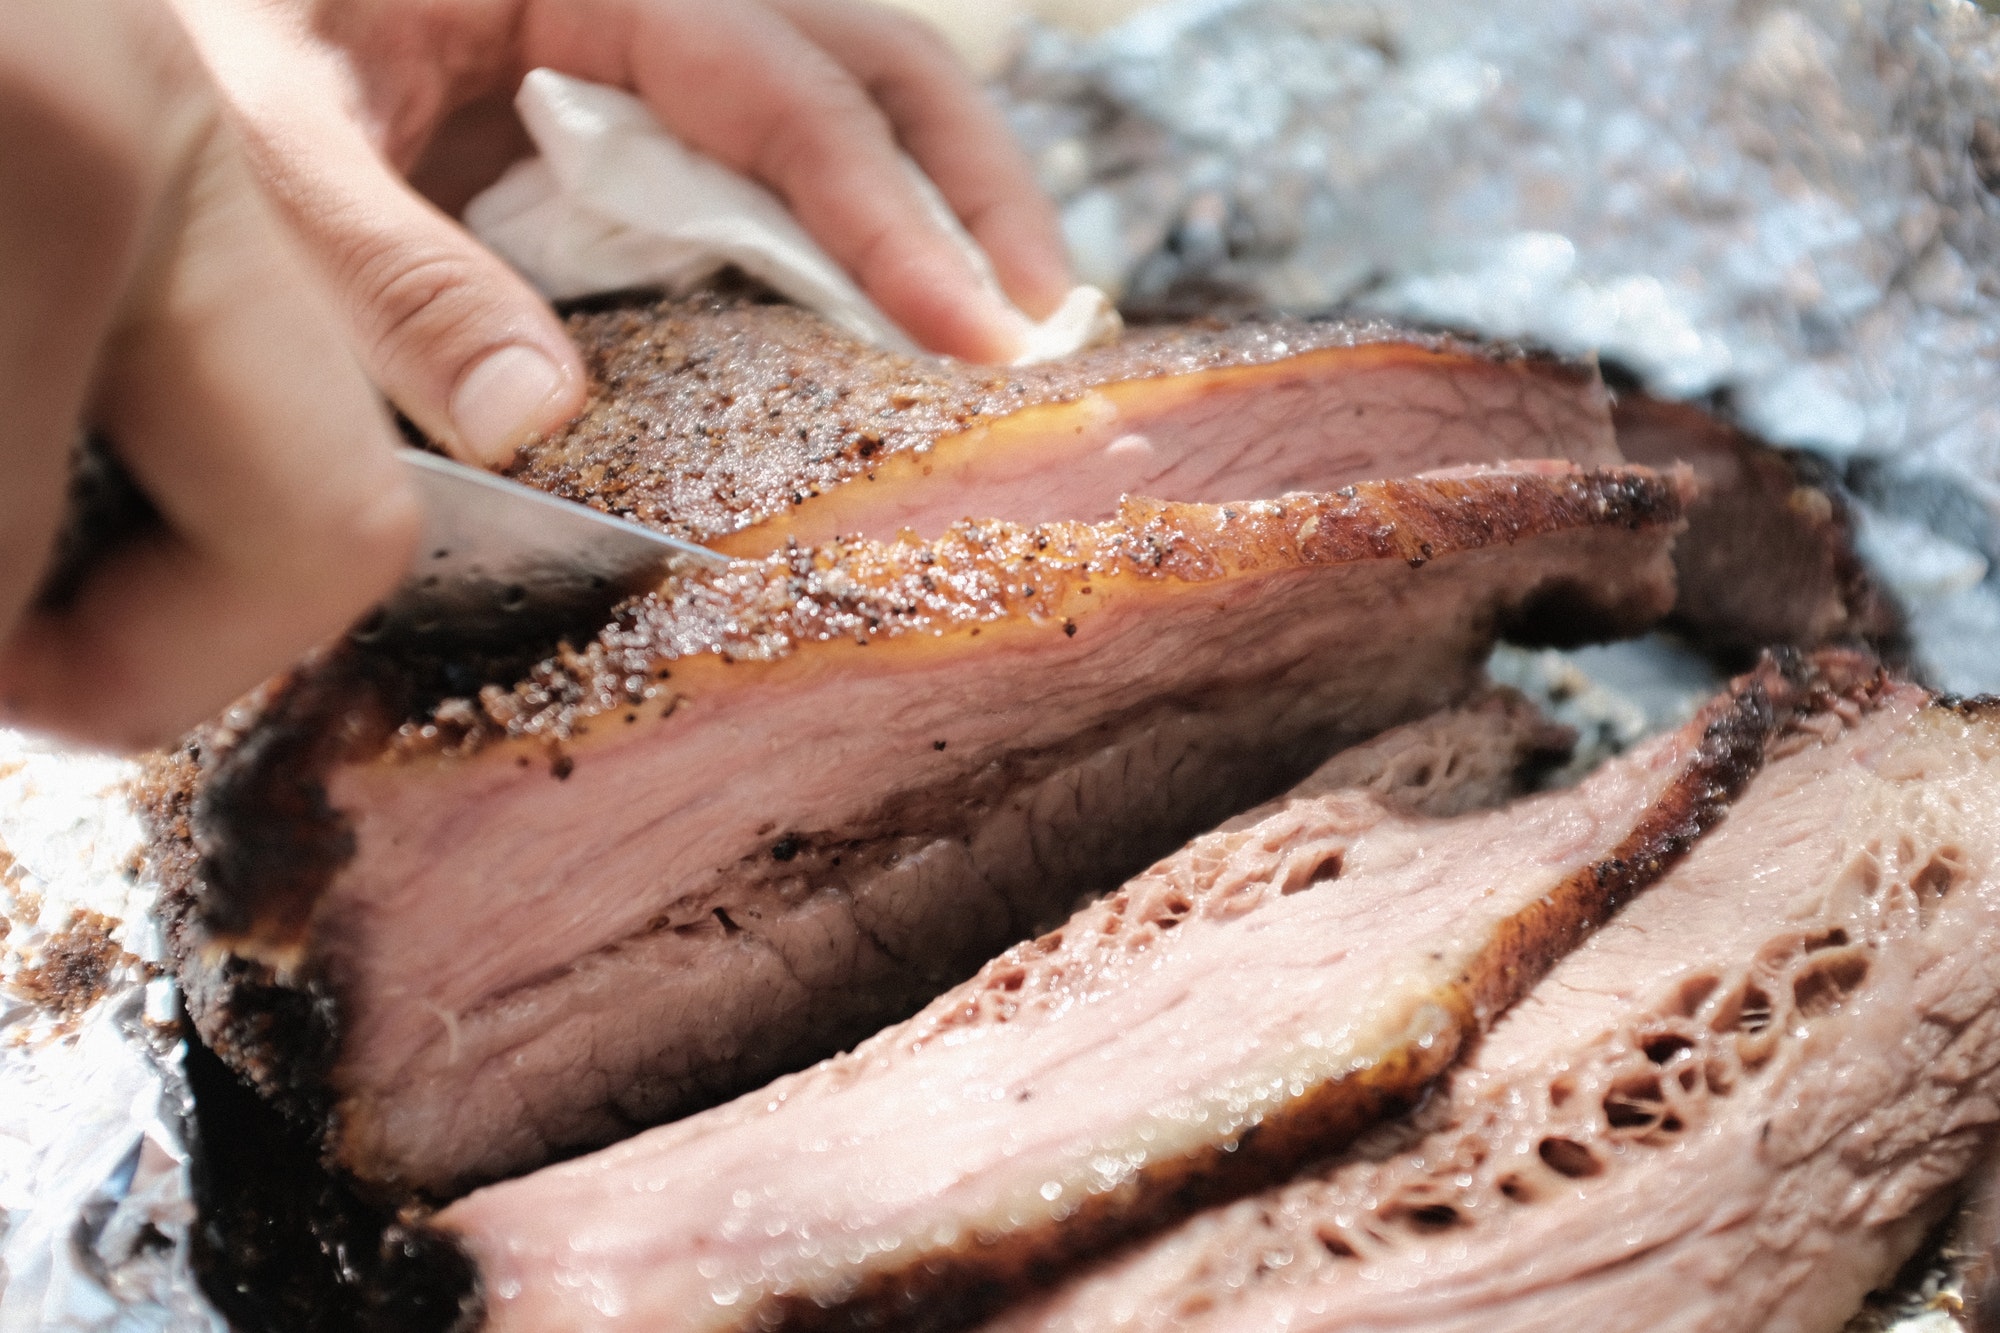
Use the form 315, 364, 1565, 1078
169, 0, 1077, 468
0, 0, 419, 751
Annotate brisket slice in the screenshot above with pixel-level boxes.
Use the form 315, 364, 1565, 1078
177, 693, 1560, 1333
995, 656, 2000, 1333
513, 294, 1619, 552
148, 466, 1686, 1197
1612, 391, 1905, 662
428, 651, 1837, 1333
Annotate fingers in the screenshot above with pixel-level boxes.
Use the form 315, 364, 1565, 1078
0, 134, 420, 751
769, 0, 1073, 319
258, 120, 587, 467
188, 0, 1074, 381
172, 0, 586, 467
525, 0, 1045, 361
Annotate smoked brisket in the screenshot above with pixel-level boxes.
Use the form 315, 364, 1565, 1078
427, 654, 1849, 1333
996, 658, 2000, 1333
148, 464, 1686, 1196
1612, 391, 1903, 661
512, 294, 1619, 552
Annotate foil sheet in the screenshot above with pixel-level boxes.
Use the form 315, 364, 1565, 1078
0, 735, 226, 1330
1005, 0, 2000, 692
5, 0, 2000, 1328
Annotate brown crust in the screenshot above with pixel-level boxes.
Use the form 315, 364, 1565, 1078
514, 293, 1604, 544
407, 465, 1691, 755
724, 649, 1891, 1332
156, 465, 1688, 942
138, 739, 351, 1133
180, 1028, 482, 1333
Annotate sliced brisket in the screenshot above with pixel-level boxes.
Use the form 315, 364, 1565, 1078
149, 466, 1685, 1197
1612, 392, 1904, 661
997, 657, 2000, 1333
427, 651, 1839, 1333
514, 294, 1619, 552
177, 693, 1564, 1333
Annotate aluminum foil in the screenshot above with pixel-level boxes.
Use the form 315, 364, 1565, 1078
0, 735, 225, 1331
6, 1, 2000, 1328
1005, 0, 2000, 692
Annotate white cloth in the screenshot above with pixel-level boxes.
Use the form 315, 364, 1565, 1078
466, 69, 1119, 364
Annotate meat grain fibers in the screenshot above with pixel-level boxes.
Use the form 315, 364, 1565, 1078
429, 654, 1844, 1333
151, 466, 1686, 1196
994, 660, 2000, 1333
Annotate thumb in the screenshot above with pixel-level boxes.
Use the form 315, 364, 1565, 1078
224, 89, 585, 466
202, 23, 588, 466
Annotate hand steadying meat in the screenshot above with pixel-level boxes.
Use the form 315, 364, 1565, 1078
0, 0, 1072, 750
166, 0, 1077, 464
0, 0, 420, 752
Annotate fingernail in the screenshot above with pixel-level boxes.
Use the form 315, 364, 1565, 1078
450, 345, 574, 467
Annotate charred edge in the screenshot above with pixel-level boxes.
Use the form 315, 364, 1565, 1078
1477, 646, 1886, 1023
184, 1026, 483, 1333
184, 949, 345, 1133
186, 622, 590, 941
1469, 653, 1785, 1023
1583, 467, 1693, 530
1357, 470, 1684, 570
137, 663, 384, 1152
419, 468, 1688, 757
194, 715, 359, 945
144, 749, 348, 1132
735, 648, 1882, 1333
738, 1040, 1461, 1333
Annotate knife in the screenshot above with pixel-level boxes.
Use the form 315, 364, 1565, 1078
38, 439, 719, 645
357, 449, 727, 645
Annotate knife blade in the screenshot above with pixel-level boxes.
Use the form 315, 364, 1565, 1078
357, 449, 726, 645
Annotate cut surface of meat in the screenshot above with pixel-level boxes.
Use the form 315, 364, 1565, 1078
1612, 391, 1903, 662
150, 465, 1686, 1197
995, 661, 2000, 1333
513, 295, 1619, 552
175, 694, 1569, 1333
429, 652, 1841, 1333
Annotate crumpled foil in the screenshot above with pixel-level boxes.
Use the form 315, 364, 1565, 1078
1005, 0, 2000, 693
0, 735, 225, 1330
5, 0, 1999, 1328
